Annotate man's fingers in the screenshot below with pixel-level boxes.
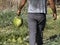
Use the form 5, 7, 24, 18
53, 17, 57, 20
53, 14, 57, 20
17, 10, 21, 16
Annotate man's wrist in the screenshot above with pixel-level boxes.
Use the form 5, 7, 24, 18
52, 8, 57, 14
53, 12, 57, 15
18, 8, 21, 11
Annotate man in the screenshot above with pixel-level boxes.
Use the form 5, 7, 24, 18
17, 0, 57, 45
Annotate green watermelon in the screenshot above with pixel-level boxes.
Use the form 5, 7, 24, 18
13, 16, 23, 27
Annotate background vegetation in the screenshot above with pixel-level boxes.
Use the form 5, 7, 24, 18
0, 0, 60, 45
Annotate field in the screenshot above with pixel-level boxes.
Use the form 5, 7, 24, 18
0, 6, 60, 45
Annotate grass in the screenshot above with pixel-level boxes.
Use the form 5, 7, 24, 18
0, 7, 60, 45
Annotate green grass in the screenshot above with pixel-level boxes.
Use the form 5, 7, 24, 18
0, 7, 60, 45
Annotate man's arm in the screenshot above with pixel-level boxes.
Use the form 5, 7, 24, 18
17, 0, 27, 16
48, 0, 57, 20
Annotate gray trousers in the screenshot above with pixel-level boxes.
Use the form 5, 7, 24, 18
28, 13, 46, 45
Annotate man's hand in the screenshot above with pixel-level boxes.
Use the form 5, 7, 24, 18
48, 0, 57, 20
17, 0, 27, 16
17, 10, 21, 16
53, 13, 57, 20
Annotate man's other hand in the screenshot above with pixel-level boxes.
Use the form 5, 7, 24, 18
53, 13, 57, 20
